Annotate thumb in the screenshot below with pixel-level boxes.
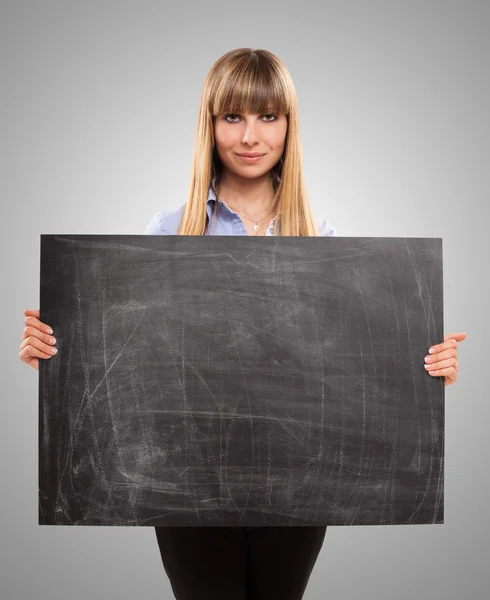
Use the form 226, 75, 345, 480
444, 332, 467, 343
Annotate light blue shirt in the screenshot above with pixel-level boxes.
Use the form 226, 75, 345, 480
144, 182, 337, 236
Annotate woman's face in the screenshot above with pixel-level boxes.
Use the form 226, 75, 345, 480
213, 110, 287, 179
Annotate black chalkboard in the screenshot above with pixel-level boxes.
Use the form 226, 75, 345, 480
39, 235, 444, 527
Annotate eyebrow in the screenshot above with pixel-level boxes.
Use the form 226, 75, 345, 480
221, 110, 280, 115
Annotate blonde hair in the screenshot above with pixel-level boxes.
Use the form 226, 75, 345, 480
177, 48, 320, 236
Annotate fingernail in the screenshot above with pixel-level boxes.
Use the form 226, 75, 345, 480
429, 348, 435, 354
46, 327, 53, 334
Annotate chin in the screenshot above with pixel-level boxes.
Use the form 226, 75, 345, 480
238, 170, 270, 179
228, 163, 275, 179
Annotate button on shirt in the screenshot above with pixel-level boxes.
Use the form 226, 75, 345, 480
144, 183, 337, 236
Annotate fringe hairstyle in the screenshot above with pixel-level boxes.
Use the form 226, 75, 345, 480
177, 48, 320, 236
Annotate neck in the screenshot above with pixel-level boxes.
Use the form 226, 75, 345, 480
215, 172, 276, 218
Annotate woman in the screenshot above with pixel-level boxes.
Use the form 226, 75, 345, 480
19, 48, 466, 600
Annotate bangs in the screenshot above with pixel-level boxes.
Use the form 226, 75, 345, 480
210, 56, 290, 116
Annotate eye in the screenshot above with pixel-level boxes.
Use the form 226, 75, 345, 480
223, 113, 279, 123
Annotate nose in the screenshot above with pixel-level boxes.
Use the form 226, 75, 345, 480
241, 118, 259, 146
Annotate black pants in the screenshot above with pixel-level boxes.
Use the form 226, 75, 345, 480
154, 525, 327, 600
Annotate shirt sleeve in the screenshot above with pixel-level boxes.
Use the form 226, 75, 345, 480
317, 218, 338, 236
144, 211, 167, 235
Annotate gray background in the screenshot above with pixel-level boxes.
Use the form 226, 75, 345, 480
1, 1, 486, 599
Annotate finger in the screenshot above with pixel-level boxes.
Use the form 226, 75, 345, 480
444, 332, 467, 343
424, 349, 458, 364
21, 324, 56, 347
429, 338, 458, 355
425, 357, 457, 373
19, 334, 57, 357
19, 343, 53, 367
24, 314, 54, 335
428, 366, 456, 379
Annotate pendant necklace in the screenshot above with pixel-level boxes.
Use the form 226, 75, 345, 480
226, 204, 276, 235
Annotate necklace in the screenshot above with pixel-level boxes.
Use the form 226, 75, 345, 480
225, 203, 276, 235
216, 184, 276, 235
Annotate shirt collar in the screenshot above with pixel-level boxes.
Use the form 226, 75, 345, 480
206, 176, 219, 220
206, 176, 239, 219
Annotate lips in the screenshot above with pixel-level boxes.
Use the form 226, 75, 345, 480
236, 153, 265, 157
236, 153, 265, 163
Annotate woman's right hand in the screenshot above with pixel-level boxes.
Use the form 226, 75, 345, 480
19, 309, 57, 370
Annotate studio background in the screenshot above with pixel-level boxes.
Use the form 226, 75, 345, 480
1, 1, 487, 599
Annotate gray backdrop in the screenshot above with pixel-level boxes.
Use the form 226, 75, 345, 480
1, 1, 487, 599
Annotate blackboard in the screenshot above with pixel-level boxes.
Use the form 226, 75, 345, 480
39, 235, 444, 526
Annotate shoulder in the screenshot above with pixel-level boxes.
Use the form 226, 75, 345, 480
315, 217, 338, 236
144, 204, 186, 235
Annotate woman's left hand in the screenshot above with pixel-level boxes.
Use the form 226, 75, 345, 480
424, 332, 467, 386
